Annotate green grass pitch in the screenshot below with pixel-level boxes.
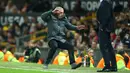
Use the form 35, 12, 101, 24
0, 61, 129, 73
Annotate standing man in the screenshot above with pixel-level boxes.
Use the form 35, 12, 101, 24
41, 7, 85, 69
96, 0, 117, 72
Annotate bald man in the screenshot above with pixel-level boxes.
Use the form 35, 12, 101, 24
97, 0, 117, 72
41, 7, 85, 69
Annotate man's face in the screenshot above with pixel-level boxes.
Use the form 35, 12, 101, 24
3, 48, 7, 54
91, 42, 97, 49
88, 50, 94, 57
54, 7, 64, 19
57, 11, 64, 19
29, 41, 35, 48
90, 30, 96, 37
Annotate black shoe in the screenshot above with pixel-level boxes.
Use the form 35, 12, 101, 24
71, 63, 82, 69
97, 69, 111, 72
97, 66, 111, 72
110, 69, 117, 72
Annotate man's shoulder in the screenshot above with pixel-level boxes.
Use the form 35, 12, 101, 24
61, 16, 68, 21
100, 0, 111, 6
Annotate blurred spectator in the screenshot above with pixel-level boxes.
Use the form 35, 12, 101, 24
5, 0, 19, 14
23, 41, 30, 57
24, 40, 41, 63
74, 33, 87, 56
0, 35, 4, 42
35, 40, 44, 48
11, 21, 21, 37
116, 12, 126, 22
19, 40, 29, 62
29, 23, 36, 34
90, 41, 99, 50
110, 32, 116, 42
84, 49, 94, 67
53, 50, 69, 65
73, 0, 85, 16
71, 17, 78, 25
117, 50, 130, 69
3, 46, 19, 62
79, 21, 90, 46
36, 23, 45, 31
113, 35, 123, 49
128, 0, 130, 9
0, 1, 6, 12
89, 29, 98, 44
97, 52, 129, 70
120, 28, 128, 41
2, 26, 9, 42
29, 17, 37, 34
122, 34, 130, 49
27, 0, 51, 12
115, 22, 122, 35
114, 1, 123, 13
20, 16, 30, 35
21, 2, 29, 13
74, 33, 81, 54
7, 32, 15, 44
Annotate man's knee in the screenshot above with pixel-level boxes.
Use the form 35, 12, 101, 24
64, 41, 74, 49
48, 40, 58, 49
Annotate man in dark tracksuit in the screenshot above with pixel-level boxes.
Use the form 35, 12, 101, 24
96, 0, 117, 72
41, 7, 85, 69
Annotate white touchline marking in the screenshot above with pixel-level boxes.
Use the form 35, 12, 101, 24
0, 65, 97, 73
0, 66, 67, 73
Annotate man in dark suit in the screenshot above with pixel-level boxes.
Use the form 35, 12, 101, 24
96, 0, 117, 72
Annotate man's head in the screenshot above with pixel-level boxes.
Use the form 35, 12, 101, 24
0, 45, 6, 51
91, 42, 97, 49
0, 44, 7, 53
53, 7, 65, 18
117, 50, 125, 56
87, 49, 94, 57
29, 40, 36, 48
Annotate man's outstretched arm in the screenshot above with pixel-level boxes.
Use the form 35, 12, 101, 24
65, 17, 86, 31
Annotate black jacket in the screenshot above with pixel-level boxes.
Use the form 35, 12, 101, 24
97, 0, 115, 32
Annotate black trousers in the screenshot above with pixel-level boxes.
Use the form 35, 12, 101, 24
98, 30, 117, 68
45, 39, 75, 65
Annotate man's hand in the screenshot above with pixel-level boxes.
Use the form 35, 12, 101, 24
52, 7, 64, 14
77, 25, 86, 30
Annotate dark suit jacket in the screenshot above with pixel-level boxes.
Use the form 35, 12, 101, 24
97, 0, 115, 32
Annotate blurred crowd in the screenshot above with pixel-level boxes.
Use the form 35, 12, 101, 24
0, 16, 45, 44
0, 0, 51, 14
0, 0, 130, 70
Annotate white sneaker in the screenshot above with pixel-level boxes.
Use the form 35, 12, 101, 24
43, 64, 48, 69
